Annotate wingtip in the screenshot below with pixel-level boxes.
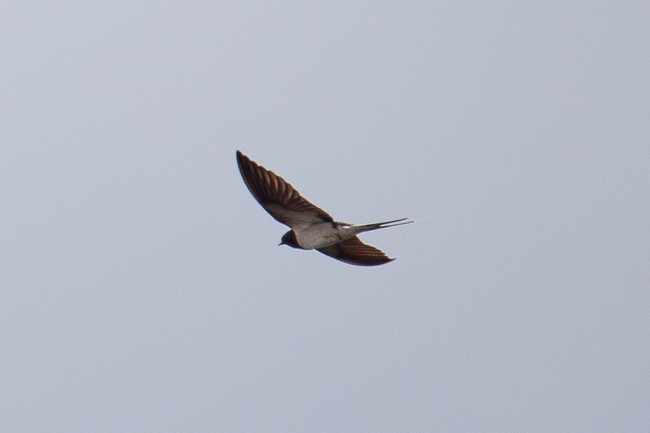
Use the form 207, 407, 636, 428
375, 257, 396, 266
236, 150, 254, 173
235, 150, 245, 173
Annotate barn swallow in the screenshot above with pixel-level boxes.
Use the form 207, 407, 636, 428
236, 150, 412, 266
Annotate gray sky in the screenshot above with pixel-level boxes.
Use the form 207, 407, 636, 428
2, 1, 649, 432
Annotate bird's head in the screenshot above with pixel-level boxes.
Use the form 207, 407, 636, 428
279, 230, 300, 249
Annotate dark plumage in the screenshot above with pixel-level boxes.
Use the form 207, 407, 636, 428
236, 150, 411, 266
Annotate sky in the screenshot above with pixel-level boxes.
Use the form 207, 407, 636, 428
2, 1, 649, 432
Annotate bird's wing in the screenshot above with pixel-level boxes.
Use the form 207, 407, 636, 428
236, 150, 334, 227
316, 237, 395, 266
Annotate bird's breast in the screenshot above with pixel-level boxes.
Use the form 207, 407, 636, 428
294, 223, 355, 249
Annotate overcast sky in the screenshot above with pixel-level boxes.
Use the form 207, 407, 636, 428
2, 1, 649, 432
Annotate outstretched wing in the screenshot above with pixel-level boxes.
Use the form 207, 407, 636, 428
236, 150, 334, 227
317, 237, 395, 266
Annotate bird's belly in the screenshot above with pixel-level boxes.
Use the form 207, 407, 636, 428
295, 224, 352, 249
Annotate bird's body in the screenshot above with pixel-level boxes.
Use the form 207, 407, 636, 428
236, 150, 411, 266
287, 219, 411, 250
291, 222, 344, 250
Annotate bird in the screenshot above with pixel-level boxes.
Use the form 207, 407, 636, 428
236, 150, 412, 266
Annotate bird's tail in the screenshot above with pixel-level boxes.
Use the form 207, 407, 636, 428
352, 218, 413, 233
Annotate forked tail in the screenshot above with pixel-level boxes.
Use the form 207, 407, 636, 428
353, 217, 413, 233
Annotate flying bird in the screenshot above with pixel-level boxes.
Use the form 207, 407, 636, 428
236, 150, 412, 266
